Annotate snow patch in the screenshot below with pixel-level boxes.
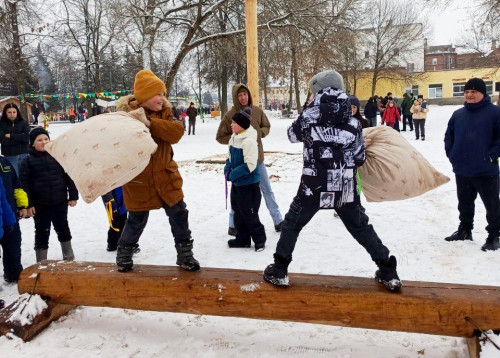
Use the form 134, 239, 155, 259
240, 283, 260, 292
6, 293, 48, 326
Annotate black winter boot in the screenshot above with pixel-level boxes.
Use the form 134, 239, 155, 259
116, 246, 135, 272
227, 238, 251, 248
175, 240, 200, 271
375, 255, 402, 292
445, 224, 473, 242
263, 254, 291, 287
481, 234, 500, 251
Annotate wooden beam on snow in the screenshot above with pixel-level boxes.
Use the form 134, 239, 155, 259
15, 260, 500, 339
0, 294, 74, 341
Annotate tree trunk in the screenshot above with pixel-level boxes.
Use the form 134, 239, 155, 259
293, 48, 301, 112
8, 1, 28, 120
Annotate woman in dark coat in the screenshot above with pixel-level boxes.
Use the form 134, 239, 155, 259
0, 103, 30, 175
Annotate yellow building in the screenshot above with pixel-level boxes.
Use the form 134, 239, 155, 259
349, 67, 500, 102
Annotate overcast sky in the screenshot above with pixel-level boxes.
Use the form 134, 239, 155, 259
426, 1, 476, 45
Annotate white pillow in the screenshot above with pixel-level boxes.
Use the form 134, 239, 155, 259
359, 126, 449, 202
45, 108, 157, 203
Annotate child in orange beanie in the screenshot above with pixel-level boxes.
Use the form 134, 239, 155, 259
114, 69, 200, 272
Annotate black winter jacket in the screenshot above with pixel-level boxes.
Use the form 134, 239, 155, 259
364, 102, 378, 119
0, 118, 30, 156
444, 95, 500, 177
19, 147, 78, 207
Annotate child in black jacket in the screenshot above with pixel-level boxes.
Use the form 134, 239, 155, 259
19, 127, 79, 262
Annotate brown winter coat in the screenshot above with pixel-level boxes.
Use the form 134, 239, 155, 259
115, 95, 184, 210
216, 83, 270, 163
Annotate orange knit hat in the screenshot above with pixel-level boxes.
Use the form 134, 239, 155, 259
134, 69, 166, 104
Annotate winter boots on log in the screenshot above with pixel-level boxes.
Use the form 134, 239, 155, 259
116, 245, 135, 272
35, 249, 48, 263
375, 255, 402, 292
60, 241, 75, 261
263, 254, 291, 287
175, 240, 200, 271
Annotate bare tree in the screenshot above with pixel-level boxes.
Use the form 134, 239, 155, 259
58, 0, 117, 94
358, 0, 427, 96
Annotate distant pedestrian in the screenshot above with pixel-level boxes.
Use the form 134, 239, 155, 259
186, 102, 197, 135
410, 95, 429, 141
364, 97, 378, 127
400, 93, 414, 131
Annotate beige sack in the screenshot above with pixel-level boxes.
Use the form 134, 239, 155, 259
45, 108, 157, 203
358, 126, 449, 202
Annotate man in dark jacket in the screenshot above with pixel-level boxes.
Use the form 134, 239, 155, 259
400, 93, 414, 131
444, 78, 500, 251
186, 102, 197, 135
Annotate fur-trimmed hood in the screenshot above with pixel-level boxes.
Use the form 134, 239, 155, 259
115, 94, 172, 113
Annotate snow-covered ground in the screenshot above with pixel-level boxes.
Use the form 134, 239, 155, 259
1, 105, 500, 357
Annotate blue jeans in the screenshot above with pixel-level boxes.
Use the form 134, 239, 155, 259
229, 162, 283, 227
5, 153, 28, 177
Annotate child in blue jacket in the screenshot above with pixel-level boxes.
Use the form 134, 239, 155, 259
224, 109, 266, 252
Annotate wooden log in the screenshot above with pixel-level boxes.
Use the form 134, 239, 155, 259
0, 294, 74, 341
245, 0, 259, 105
17, 260, 500, 338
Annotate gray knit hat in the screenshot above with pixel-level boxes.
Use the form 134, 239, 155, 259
309, 70, 344, 93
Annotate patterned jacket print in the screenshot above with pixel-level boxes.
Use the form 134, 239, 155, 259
288, 88, 365, 209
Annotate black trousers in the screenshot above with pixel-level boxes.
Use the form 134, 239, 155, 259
34, 203, 72, 250
188, 121, 196, 135
402, 114, 413, 130
107, 213, 127, 249
1, 222, 23, 281
275, 195, 390, 262
118, 200, 191, 247
230, 182, 266, 245
455, 174, 500, 235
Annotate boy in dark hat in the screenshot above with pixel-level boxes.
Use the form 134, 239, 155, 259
224, 108, 266, 252
216, 83, 283, 236
444, 78, 500, 251
19, 127, 79, 263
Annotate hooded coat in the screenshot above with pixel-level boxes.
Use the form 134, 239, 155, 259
115, 95, 184, 210
289, 87, 365, 210
216, 84, 270, 163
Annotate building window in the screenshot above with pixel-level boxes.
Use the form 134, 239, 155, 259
432, 58, 437, 65
365, 51, 369, 58
405, 85, 419, 96
407, 63, 415, 73
453, 82, 466, 97
394, 48, 400, 56
485, 81, 493, 95
458, 59, 464, 65
428, 84, 443, 98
